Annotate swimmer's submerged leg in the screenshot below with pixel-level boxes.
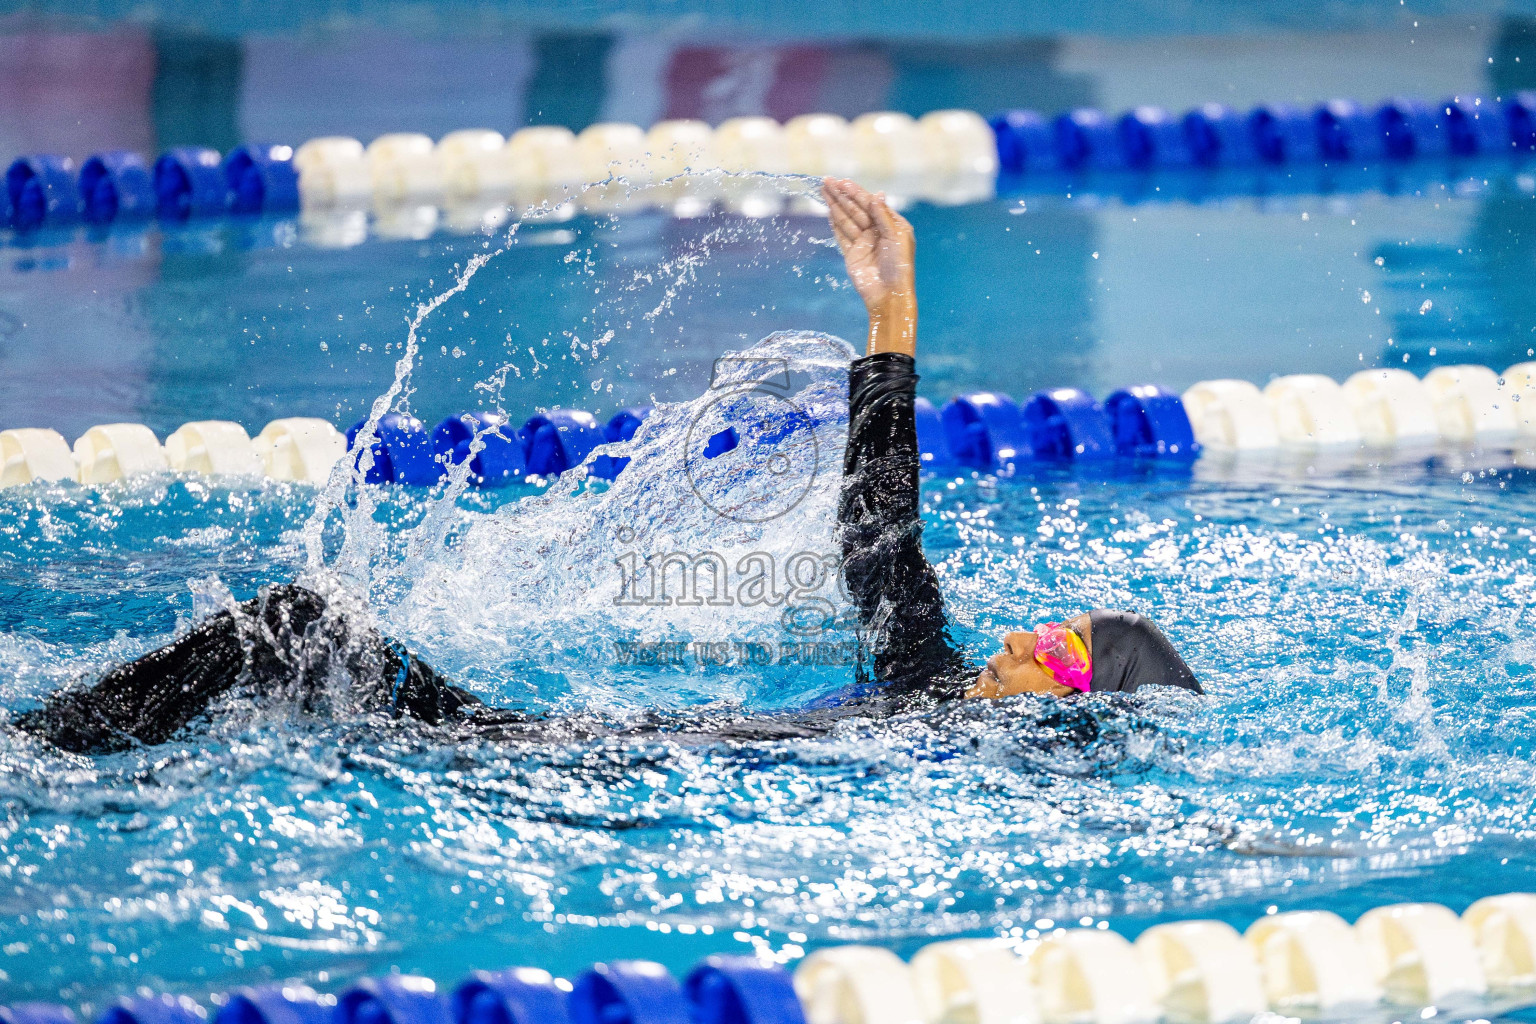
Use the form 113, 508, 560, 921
15, 584, 472, 754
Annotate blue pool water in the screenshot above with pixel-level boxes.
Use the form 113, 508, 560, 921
5, 22, 1536, 1002
4, 372, 1536, 1005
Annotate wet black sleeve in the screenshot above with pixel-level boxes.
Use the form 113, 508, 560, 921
837, 352, 971, 701
16, 584, 475, 753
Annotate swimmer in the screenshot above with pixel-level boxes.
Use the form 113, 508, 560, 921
16, 178, 1198, 756
822, 177, 1200, 704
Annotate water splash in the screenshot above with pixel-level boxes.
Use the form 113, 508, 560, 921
382, 329, 858, 711
290, 170, 851, 710
302, 242, 510, 585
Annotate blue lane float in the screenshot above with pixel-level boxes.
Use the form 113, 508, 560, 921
79, 151, 156, 223
1104, 384, 1199, 459
913, 396, 952, 468
1181, 103, 1255, 167
347, 412, 443, 486
989, 109, 1056, 174
82, 380, 1196, 495
703, 427, 740, 459
568, 961, 689, 1024
683, 956, 806, 1024
224, 143, 300, 215
1247, 103, 1321, 164
6, 155, 82, 229
1021, 387, 1115, 461
336, 978, 452, 1024
520, 409, 606, 476
214, 988, 328, 1024
1053, 108, 1125, 171
0, 1006, 77, 1024
604, 407, 650, 444
591, 406, 650, 479
451, 968, 571, 1024
431, 411, 527, 487
941, 392, 1030, 470
1316, 98, 1388, 162
153, 147, 227, 220
1509, 90, 1536, 152
1376, 97, 1450, 160
96, 996, 203, 1024
990, 92, 1534, 175
1118, 106, 1193, 169
1443, 95, 1509, 155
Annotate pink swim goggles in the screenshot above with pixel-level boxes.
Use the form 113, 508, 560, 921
1034, 622, 1093, 692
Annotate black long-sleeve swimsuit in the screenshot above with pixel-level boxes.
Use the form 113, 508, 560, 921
19, 353, 973, 754
837, 352, 971, 703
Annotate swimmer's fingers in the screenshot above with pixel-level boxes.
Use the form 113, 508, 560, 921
827, 195, 865, 251
830, 178, 876, 231
825, 182, 875, 256
820, 177, 840, 213
872, 196, 914, 255
825, 180, 865, 235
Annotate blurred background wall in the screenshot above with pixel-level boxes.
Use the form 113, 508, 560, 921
3, 3, 1535, 162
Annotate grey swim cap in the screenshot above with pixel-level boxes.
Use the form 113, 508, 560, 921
1088, 610, 1202, 694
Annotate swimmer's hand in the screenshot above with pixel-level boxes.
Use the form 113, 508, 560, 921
823, 177, 917, 358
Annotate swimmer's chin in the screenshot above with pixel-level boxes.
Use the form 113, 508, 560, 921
965, 667, 1003, 700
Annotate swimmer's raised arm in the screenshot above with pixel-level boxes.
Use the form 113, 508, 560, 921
824, 177, 1200, 701
830, 178, 971, 703
823, 178, 917, 358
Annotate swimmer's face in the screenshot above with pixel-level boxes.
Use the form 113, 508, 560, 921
965, 614, 1090, 700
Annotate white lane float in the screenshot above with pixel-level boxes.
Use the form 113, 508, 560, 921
1463, 893, 1536, 992
72, 423, 168, 484
918, 110, 999, 177
575, 122, 648, 211
1262, 373, 1362, 446
1028, 929, 1158, 1024
367, 132, 446, 203
715, 116, 790, 176
575, 122, 648, 183
0, 428, 76, 487
910, 938, 1038, 1024
1341, 368, 1439, 446
1422, 364, 1518, 440
785, 113, 859, 180
1355, 902, 1487, 1005
164, 420, 262, 477
253, 417, 346, 484
850, 111, 925, 206
715, 116, 790, 216
299, 207, 369, 249
782, 113, 856, 214
645, 119, 715, 178
917, 109, 999, 205
441, 199, 512, 236
1503, 361, 1536, 437
505, 125, 581, 213
1180, 380, 1280, 450
1245, 910, 1383, 1013
371, 203, 439, 241
644, 119, 716, 215
436, 129, 514, 200
1134, 921, 1265, 1024
794, 945, 924, 1024
293, 136, 372, 208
